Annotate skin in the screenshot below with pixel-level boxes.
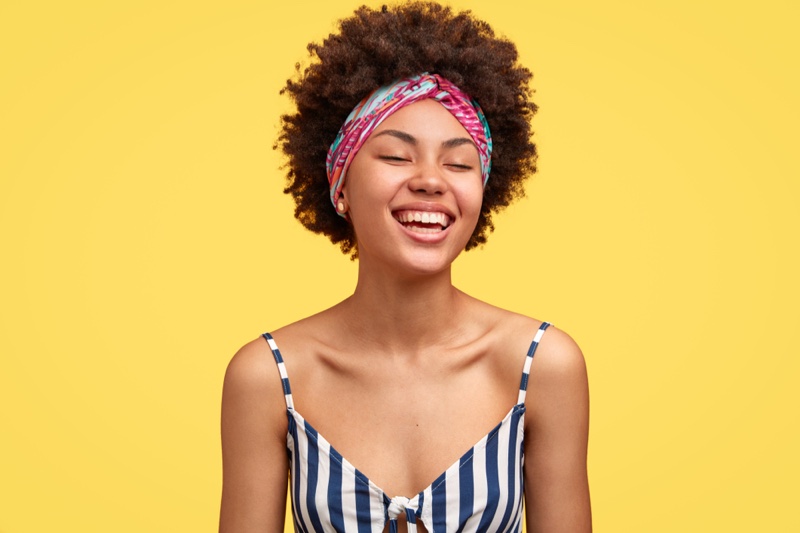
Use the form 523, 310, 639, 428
220, 100, 591, 532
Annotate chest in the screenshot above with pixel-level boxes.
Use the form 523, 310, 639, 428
289, 352, 521, 496
285, 403, 527, 533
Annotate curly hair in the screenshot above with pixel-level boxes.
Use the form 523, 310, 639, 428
277, 1, 537, 256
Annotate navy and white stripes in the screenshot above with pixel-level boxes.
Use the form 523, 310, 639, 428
262, 321, 550, 532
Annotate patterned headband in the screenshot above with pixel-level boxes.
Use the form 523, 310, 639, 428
325, 73, 493, 215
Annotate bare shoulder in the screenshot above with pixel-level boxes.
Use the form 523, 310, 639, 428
470, 301, 567, 362
265, 310, 335, 355
523, 322, 590, 445
534, 324, 587, 379
464, 302, 572, 383
475, 301, 588, 404
224, 336, 277, 392
222, 336, 287, 439
525, 323, 589, 413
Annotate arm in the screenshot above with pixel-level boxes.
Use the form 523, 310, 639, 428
524, 326, 591, 532
219, 339, 289, 533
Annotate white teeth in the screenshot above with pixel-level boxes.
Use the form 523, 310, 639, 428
393, 210, 451, 228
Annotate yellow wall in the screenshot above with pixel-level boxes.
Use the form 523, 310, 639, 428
1, 1, 797, 531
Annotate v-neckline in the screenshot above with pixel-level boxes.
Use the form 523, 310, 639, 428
287, 401, 526, 500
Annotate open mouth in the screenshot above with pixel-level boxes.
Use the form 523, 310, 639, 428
392, 210, 452, 234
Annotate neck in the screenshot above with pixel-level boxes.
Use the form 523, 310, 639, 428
339, 261, 468, 353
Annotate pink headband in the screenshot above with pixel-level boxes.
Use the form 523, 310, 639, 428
325, 73, 493, 215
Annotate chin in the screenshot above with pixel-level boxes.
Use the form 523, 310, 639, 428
393, 247, 464, 278
356, 230, 471, 278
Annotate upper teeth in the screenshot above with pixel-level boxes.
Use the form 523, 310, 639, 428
394, 211, 450, 227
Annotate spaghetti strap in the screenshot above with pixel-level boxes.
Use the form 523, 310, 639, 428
516, 321, 551, 405
262, 333, 295, 412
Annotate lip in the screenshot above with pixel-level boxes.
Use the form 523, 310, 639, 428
390, 202, 456, 244
394, 219, 452, 243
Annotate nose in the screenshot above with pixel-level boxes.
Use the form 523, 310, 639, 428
407, 159, 448, 196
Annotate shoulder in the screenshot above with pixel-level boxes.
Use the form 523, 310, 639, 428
227, 307, 333, 378
464, 296, 584, 363
534, 324, 587, 379
464, 301, 572, 386
524, 323, 589, 428
471, 301, 587, 401
229, 315, 338, 406
261, 311, 345, 375
222, 335, 288, 440
224, 336, 277, 392
477, 299, 585, 377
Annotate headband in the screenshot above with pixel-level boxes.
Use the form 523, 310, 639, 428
325, 73, 493, 215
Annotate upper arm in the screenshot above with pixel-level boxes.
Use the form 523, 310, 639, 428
219, 338, 289, 533
524, 326, 591, 532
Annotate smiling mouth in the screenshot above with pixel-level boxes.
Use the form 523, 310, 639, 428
392, 210, 452, 234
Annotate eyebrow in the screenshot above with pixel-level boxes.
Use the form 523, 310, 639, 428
373, 129, 475, 149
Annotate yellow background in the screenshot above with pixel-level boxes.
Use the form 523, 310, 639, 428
1, 0, 798, 531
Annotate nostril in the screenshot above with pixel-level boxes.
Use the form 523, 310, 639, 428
415, 187, 443, 195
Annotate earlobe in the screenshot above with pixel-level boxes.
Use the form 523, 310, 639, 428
336, 194, 348, 215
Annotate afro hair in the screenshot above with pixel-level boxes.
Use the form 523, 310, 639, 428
277, 1, 537, 256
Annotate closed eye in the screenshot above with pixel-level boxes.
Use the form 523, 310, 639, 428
446, 163, 474, 171
378, 155, 410, 162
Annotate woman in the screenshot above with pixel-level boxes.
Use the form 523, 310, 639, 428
220, 3, 591, 532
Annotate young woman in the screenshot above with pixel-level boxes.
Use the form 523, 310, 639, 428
220, 3, 591, 532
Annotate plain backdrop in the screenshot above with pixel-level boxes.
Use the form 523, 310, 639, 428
1, 0, 798, 531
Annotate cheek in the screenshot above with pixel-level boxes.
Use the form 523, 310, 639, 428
344, 177, 395, 212
341, 169, 397, 229
455, 181, 484, 219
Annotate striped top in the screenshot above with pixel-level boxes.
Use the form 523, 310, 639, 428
263, 322, 551, 533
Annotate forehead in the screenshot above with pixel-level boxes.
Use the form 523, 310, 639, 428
371, 99, 472, 141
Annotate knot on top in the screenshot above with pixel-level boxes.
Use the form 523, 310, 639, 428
387, 495, 415, 520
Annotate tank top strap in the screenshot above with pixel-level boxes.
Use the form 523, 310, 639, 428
262, 333, 295, 411
516, 321, 552, 405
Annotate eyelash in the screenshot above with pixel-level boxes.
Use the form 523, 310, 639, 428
378, 155, 473, 170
